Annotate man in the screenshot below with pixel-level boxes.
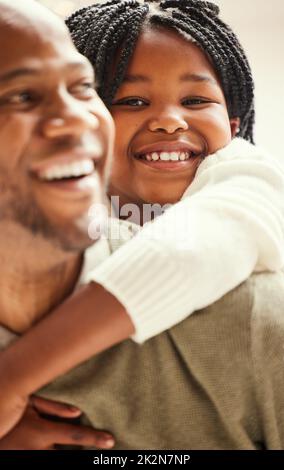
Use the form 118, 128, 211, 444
0, 0, 117, 449
1, 0, 284, 451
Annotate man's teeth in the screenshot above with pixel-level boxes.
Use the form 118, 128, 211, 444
142, 151, 191, 162
39, 159, 95, 181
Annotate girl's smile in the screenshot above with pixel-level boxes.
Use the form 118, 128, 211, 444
132, 140, 204, 171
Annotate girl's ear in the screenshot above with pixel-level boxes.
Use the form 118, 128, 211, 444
230, 117, 241, 137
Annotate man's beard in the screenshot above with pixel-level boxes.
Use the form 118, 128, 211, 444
0, 180, 95, 253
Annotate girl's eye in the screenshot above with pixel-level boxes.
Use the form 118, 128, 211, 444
112, 97, 148, 107
182, 97, 210, 106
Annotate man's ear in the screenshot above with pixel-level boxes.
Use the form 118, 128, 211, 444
230, 117, 241, 138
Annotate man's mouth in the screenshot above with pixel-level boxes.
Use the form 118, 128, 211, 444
29, 154, 102, 199
37, 158, 95, 182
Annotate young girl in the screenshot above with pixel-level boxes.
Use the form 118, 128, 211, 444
1, 0, 284, 445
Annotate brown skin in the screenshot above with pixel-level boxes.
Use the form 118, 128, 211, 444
0, 0, 122, 448
0, 1, 114, 332
0, 282, 133, 445
110, 27, 239, 211
0, 397, 114, 450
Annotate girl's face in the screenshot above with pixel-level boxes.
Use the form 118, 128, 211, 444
109, 28, 239, 208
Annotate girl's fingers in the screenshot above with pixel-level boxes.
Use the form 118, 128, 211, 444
43, 421, 115, 449
0, 407, 114, 450
30, 396, 82, 418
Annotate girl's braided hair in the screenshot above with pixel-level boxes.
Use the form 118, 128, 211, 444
66, 0, 255, 142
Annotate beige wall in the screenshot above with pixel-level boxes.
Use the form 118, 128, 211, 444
38, 0, 284, 160
217, 0, 284, 160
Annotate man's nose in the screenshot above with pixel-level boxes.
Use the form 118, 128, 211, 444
148, 108, 188, 134
41, 92, 99, 139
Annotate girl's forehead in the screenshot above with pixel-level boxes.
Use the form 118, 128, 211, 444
126, 27, 220, 80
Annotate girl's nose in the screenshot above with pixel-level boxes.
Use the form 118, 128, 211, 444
148, 109, 188, 134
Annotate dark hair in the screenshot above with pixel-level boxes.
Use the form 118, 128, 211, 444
67, 0, 255, 142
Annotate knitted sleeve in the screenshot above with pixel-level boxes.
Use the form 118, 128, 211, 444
88, 138, 284, 343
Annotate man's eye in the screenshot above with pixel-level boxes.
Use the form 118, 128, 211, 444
6, 91, 36, 105
71, 82, 97, 97
112, 97, 148, 107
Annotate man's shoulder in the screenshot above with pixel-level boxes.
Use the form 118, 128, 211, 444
167, 270, 284, 411
170, 269, 284, 352
248, 270, 284, 360
203, 269, 284, 326
235, 270, 284, 334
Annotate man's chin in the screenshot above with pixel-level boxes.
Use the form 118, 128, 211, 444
4, 193, 107, 253
47, 223, 103, 253
20, 212, 103, 253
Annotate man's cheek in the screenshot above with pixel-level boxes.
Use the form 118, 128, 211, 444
0, 116, 31, 168
0, 165, 12, 194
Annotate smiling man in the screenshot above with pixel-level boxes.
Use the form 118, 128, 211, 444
0, 0, 127, 449
0, 0, 115, 333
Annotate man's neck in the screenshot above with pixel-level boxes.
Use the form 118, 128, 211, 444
0, 223, 83, 333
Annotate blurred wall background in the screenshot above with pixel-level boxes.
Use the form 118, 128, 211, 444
37, 0, 284, 160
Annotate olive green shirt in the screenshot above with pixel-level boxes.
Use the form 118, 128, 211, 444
37, 269, 284, 449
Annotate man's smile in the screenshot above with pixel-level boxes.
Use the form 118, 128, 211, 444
36, 159, 94, 181
28, 146, 104, 197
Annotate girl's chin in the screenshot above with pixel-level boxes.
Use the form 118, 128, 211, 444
141, 187, 188, 206
107, 183, 187, 210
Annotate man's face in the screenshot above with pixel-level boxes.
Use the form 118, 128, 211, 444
0, 14, 114, 251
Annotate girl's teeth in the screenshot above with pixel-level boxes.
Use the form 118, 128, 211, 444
141, 151, 191, 162
160, 152, 170, 161
170, 152, 179, 161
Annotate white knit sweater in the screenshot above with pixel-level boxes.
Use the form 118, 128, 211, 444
88, 138, 284, 343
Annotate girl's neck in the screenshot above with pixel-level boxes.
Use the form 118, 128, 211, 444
109, 189, 156, 226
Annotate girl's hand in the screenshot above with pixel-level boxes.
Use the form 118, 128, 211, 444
0, 396, 115, 450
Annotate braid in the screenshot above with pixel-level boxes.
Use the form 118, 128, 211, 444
107, 5, 149, 104
67, 1, 149, 106
66, 0, 255, 143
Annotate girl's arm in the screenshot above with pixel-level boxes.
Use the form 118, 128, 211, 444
90, 138, 284, 342
0, 137, 283, 436
0, 283, 134, 438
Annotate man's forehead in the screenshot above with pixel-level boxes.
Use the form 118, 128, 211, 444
0, 1, 94, 82
0, 0, 66, 32
0, 55, 93, 83
0, 21, 90, 77
0, 0, 70, 55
